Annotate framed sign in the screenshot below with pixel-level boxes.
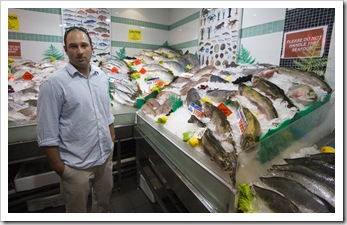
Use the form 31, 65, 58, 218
281, 25, 327, 59
8, 41, 21, 58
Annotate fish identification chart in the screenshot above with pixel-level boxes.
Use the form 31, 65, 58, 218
198, 8, 242, 70
61, 8, 111, 61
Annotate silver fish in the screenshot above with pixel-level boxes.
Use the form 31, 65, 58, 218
260, 176, 332, 213
160, 61, 186, 76
251, 185, 301, 213
187, 115, 206, 127
271, 163, 335, 188
268, 169, 335, 208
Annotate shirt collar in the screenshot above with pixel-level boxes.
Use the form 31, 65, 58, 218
66, 62, 99, 78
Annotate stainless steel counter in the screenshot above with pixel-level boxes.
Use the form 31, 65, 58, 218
135, 110, 238, 213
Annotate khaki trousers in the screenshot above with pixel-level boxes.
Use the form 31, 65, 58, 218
60, 153, 113, 213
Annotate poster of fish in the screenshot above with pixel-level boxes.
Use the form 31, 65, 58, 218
198, 8, 242, 70
61, 8, 111, 61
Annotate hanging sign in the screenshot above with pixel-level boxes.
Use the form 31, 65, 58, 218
8, 14, 19, 30
8, 41, 21, 57
281, 25, 327, 59
128, 29, 142, 41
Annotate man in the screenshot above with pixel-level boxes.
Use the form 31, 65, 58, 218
36, 26, 116, 213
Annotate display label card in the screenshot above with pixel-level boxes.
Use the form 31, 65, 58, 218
188, 102, 203, 118
236, 106, 248, 133
194, 127, 207, 139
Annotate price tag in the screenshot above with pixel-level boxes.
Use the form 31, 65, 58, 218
188, 102, 203, 118
217, 102, 232, 117
194, 127, 207, 139
146, 77, 160, 85
237, 107, 248, 133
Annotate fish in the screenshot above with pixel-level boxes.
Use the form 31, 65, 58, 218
145, 70, 174, 84
308, 153, 335, 166
94, 27, 109, 33
210, 75, 228, 83
142, 64, 169, 72
287, 83, 318, 106
83, 19, 97, 24
238, 83, 278, 120
186, 88, 202, 107
251, 185, 301, 213
154, 47, 183, 56
187, 115, 206, 127
201, 128, 238, 185
271, 163, 335, 189
206, 89, 232, 102
182, 51, 200, 67
268, 169, 335, 208
260, 176, 332, 213
155, 99, 172, 116
284, 155, 335, 176
235, 102, 261, 152
111, 89, 136, 106
202, 102, 233, 136
273, 66, 333, 94
160, 61, 186, 76
252, 75, 297, 108
193, 65, 220, 78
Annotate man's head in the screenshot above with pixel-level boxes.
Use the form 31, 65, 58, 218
64, 26, 94, 74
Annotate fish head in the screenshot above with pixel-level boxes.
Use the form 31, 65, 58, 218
241, 135, 258, 152
288, 84, 318, 106
251, 76, 261, 87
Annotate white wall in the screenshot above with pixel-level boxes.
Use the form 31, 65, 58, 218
8, 9, 64, 62
240, 8, 286, 65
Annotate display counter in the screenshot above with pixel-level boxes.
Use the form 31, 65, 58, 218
134, 95, 335, 213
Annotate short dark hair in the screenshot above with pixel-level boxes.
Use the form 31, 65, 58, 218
64, 26, 92, 46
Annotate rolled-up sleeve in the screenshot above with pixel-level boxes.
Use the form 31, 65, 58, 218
36, 79, 63, 147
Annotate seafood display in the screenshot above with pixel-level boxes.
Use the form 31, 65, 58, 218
239, 151, 335, 213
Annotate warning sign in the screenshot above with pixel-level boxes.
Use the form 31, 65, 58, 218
281, 26, 327, 59
8, 41, 21, 57
128, 29, 142, 41
8, 14, 19, 30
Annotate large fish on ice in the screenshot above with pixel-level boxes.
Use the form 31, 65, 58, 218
260, 176, 332, 213
238, 83, 278, 120
252, 75, 297, 109
201, 128, 238, 186
251, 185, 301, 213
273, 66, 333, 94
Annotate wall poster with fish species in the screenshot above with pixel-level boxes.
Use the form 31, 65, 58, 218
198, 8, 242, 70
61, 8, 111, 61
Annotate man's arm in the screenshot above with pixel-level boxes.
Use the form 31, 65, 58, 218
109, 123, 116, 143
43, 146, 65, 176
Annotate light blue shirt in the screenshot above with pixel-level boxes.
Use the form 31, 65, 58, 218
36, 63, 115, 169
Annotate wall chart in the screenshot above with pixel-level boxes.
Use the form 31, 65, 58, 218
61, 8, 111, 61
198, 8, 242, 69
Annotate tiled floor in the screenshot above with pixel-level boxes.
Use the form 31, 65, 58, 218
14, 174, 163, 213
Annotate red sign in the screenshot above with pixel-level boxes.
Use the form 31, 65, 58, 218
8, 41, 21, 57
281, 26, 327, 59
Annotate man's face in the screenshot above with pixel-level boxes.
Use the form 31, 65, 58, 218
64, 30, 93, 71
